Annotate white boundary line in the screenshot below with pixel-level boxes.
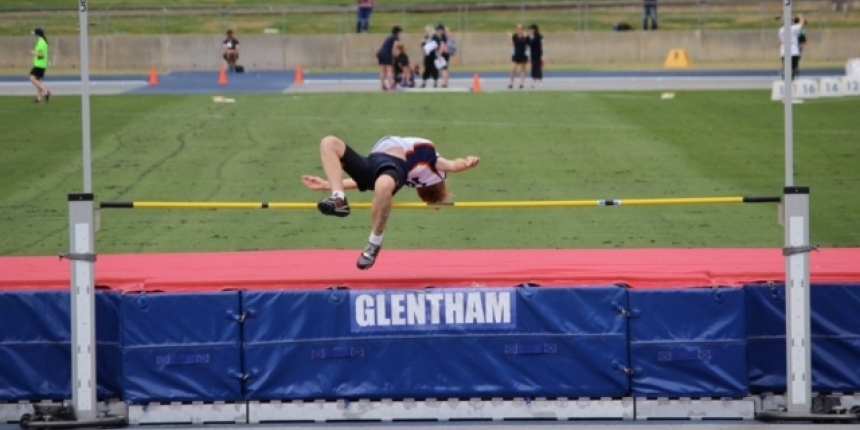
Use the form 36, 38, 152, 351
0, 80, 147, 86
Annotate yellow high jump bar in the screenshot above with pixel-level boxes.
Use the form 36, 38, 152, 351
100, 196, 780, 210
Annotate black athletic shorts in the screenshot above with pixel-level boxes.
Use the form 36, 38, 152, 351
378, 54, 394, 66
30, 67, 45, 80
341, 145, 409, 193
512, 54, 528, 64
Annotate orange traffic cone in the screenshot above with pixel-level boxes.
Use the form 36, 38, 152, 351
294, 65, 304, 85
148, 66, 159, 86
471, 73, 482, 93
218, 67, 228, 86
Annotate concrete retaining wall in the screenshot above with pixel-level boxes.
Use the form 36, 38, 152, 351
2, 29, 857, 72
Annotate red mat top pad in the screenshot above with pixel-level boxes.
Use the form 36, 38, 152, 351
0, 249, 858, 292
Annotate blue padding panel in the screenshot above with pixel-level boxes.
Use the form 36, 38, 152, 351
243, 286, 629, 400
120, 292, 242, 404
96, 292, 123, 399
746, 284, 860, 393
629, 288, 748, 397
0, 291, 122, 401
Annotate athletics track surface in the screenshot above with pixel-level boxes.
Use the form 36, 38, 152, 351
0, 68, 846, 96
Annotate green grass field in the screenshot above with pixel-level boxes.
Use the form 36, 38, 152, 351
2, 1, 857, 35
2, 91, 859, 256
5, 0, 651, 8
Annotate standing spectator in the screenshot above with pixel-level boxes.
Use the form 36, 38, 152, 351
376, 26, 401, 91
420, 25, 441, 88
778, 15, 804, 80
527, 24, 543, 88
435, 24, 451, 88
442, 25, 459, 88
798, 25, 807, 56
832, 1, 849, 12
393, 44, 414, 88
643, 0, 658, 31
508, 24, 529, 89
222, 29, 240, 72
29, 28, 51, 103
357, 0, 374, 34
443, 25, 458, 61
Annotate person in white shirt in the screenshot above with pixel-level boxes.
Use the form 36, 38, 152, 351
301, 135, 480, 270
778, 15, 804, 80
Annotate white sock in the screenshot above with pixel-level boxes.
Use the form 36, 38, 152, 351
332, 190, 345, 199
369, 232, 384, 246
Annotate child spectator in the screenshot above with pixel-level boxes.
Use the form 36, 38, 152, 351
412, 63, 421, 82
394, 44, 414, 88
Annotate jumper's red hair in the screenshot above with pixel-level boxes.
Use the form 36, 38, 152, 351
416, 182, 451, 203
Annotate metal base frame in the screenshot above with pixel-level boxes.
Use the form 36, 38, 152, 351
0, 401, 126, 425
127, 402, 246, 425
7, 397, 808, 425
634, 397, 756, 420
756, 393, 860, 414
248, 397, 632, 423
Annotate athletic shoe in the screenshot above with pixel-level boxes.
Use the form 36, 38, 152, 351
317, 196, 350, 217
45, 91, 51, 102
357, 241, 382, 270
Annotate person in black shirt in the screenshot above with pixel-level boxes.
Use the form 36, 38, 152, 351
376, 26, 401, 91
508, 24, 529, 89
420, 25, 441, 88
222, 29, 240, 72
527, 24, 543, 88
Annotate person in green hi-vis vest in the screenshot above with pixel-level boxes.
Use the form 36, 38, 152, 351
29, 28, 51, 103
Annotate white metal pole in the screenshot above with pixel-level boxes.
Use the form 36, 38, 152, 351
784, 187, 812, 414
80, 0, 93, 193
782, 0, 793, 186
69, 194, 97, 421
781, 0, 812, 416
71, 0, 98, 421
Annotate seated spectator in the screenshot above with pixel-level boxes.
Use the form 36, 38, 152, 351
223, 29, 240, 72
393, 44, 414, 88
